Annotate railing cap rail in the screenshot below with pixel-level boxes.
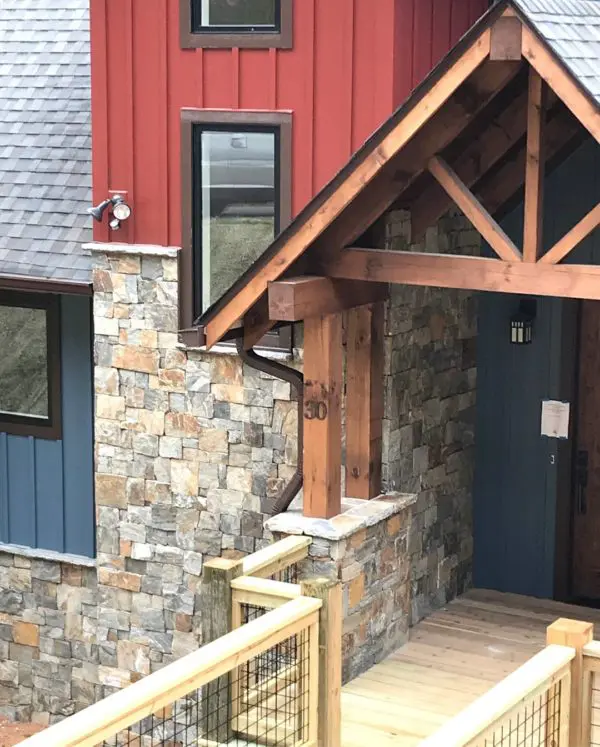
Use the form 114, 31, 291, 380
419, 644, 575, 747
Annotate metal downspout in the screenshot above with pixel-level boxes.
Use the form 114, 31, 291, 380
236, 338, 303, 515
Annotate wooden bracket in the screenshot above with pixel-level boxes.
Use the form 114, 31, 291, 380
539, 204, 600, 265
428, 155, 523, 261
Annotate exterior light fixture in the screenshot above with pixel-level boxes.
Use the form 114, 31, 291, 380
510, 299, 536, 345
88, 194, 132, 230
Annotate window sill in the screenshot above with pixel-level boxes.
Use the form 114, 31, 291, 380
0, 542, 96, 568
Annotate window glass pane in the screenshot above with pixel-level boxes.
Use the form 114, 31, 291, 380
0, 305, 48, 419
200, 129, 276, 310
201, 0, 277, 28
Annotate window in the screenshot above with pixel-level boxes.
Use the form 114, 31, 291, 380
181, 0, 293, 49
0, 292, 61, 439
180, 110, 292, 350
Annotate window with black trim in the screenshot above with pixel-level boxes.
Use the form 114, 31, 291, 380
181, 0, 293, 49
0, 292, 61, 440
180, 110, 292, 351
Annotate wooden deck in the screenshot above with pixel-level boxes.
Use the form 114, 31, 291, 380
341, 588, 600, 746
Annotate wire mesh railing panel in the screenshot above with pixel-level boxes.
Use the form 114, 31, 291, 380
478, 681, 563, 747
268, 564, 299, 585
591, 671, 600, 747
101, 627, 311, 747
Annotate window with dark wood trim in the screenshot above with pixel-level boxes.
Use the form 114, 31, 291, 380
180, 0, 292, 49
0, 291, 61, 440
180, 110, 292, 352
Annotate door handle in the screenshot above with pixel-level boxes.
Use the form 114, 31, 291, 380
576, 449, 589, 515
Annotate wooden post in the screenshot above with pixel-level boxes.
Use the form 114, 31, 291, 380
523, 68, 545, 262
301, 578, 342, 747
201, 558, 243, 742
345, 303, 384, 499
303, 314, 343, 519
546, 617, 594, 747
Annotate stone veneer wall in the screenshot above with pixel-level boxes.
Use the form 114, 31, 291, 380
382, 210, 480, 624
0, 206, 480, 721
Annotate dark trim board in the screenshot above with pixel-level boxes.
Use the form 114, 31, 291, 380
0, 275, 92, 296
180, 0, 293, 49
179, 108, 292, 350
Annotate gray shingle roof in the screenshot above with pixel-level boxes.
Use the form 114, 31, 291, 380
515, 0, 600, 106
0, 0, 92, 285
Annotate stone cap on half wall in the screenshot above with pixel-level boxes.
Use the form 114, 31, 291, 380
265, 493, 417, 541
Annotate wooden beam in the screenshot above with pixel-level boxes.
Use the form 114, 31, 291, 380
345, 303, 384, 500
410, 86, 529, 239
268, 276, 388, 322
522, 26, 600, 144
303, 314, 343, 519
204, 30, 492, 348
490, 16, 522, 61
540, 203, 600, 265
523, 69, 546, 262
428, 155, 523, 261
476, 106, 582, 216
313, 59, 521, 258
323, 248, 600, 301
243, 295, 274, 350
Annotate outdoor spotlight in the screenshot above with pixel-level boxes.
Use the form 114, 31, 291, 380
111, 195, 132, 222
88, 194, 132, 225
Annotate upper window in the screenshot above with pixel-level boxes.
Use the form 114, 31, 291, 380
180, 110, 292, 350
181, 0, 293, 49
0, 292, 61, 440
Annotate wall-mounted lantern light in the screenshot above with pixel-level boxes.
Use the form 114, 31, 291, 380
510, 298, 536, 345
88, 194, 132, 231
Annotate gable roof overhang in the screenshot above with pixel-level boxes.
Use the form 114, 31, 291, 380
195, 0, 599, 349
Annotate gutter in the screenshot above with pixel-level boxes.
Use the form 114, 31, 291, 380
236, 338, 303, 515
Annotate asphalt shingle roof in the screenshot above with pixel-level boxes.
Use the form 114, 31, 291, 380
515, 0, 600, 105
0, 0, 92, 284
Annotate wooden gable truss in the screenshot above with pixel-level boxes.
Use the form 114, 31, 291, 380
196, 1, 600, 520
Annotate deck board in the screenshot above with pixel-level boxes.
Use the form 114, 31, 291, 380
341, 588, 600, 746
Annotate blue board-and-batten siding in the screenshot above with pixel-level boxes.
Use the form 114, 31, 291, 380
0, 294, 95, 558
474, 139, 600, 599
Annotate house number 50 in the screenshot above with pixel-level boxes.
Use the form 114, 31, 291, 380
304, 401, 328, 421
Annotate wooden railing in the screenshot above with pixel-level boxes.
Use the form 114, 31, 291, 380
19, 536, 342, 747
420, 618, 600, 747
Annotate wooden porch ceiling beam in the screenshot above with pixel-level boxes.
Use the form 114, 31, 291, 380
523, 69, 546, 262
204, 29, 493, 348
322, 248, 600, 301
539, 203, 600, 265
428, 155, 523, 261
410, 86, 529, 240
521, 26, 600, 143
268, 276, 388, 322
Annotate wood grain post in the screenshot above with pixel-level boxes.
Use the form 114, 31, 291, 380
301, 578, 343, 747
345, 303, 384, 500
546, 617, 594, 747
303, 314, 343, 519
201, 558, 243, 742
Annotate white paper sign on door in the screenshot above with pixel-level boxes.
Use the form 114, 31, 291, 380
541, 400, 570, 440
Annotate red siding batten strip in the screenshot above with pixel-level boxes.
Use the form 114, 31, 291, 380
90, 0, 109, 244
123, 0, 135, 241
157, 0, 169, 245
232, 48, 240, 108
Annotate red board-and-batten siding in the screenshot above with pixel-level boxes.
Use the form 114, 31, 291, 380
90, 0, 488, 247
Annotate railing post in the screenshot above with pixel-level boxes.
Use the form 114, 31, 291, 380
547, 618, 594, 747
301, 578, 343, 747
201, 557, 243, 742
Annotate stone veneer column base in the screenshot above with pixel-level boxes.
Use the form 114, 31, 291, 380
265, 493, 417, 682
